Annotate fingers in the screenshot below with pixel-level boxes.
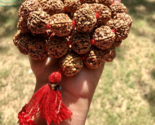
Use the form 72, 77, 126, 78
28, 55, 48, 69
113, 0, 121, 3
29, 55, 60, 67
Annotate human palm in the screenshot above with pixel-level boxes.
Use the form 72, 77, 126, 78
29, 56, 104, 125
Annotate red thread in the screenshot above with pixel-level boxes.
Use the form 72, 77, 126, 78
46, 23, 50, 29
112, 29, 116, 33
72, 20, 76, 28
64, 7, 66, 12
18, 105, 37, 125
95, 13, 99, 19
80, 55, 86, 60
18, 84, 72, 125
45, 46, 47, 51
111, 2, 114, 5
67, 41, 71, 46
50, 33, 53, 38
49, 71, 62, 83
90, 39, 95, 45
82, 56, 86, 60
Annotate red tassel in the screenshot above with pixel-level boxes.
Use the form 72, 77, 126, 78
18, 71, 72, 125
18, 105, 37, 125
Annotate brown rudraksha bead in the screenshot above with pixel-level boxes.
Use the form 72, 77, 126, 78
114, 40, 122, 48
73, 8, 97, 32
102, 46, 116, 62
13, 30, 25, 46
50, 13, 73, 37
38, 0, 64, 16
84, 47, 105, 69
64, 0, 81, 13
17, 17, 30, 33
110, 3, 127, 17
60, 52, 83, 77
46, 36, 69, 58
93, 26, 115, 50
105, 19, 114, 28
80, 0, 97, 4
113, 13, 132, 27
18, 0, 40, 19
29, 38, 47, 61
71, 32, 91, 54
27, 10, 50, 35
98, 0, 113, 6
113, 19, 130, 41
17, 33, 33, 55
79, 3, 111, 25
90, 3, 111, 25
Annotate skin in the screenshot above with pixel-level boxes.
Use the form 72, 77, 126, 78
20, 0, 121, 125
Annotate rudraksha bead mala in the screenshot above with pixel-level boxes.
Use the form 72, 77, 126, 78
13, 0, 132, 124
46, 36, 69, 58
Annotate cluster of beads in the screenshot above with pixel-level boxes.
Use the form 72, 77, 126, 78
13, 0, 132, 77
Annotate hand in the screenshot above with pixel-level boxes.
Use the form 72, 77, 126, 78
29, 0, 120, 124
29, 55, 104, 125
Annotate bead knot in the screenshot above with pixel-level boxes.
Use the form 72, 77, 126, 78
49, 71, 62, 83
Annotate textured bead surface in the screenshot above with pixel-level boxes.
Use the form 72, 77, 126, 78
98, 0, 113, 6
60, 52, 83, 77
17, 34, 33, 55
113, 19, 130, 41
110, 3, 127, 17
13, 30, 25, 46
46, 36, 69, 58
18, 0, 40, 19
105, 19, 114, 28
50, 13, 73, 37
64, 0, 81, 13
73, 8, 97, 32
114, 40, 122, 47
114, 13, 132, 27
80, 0, 97, 4
89, 4, 111, 25
102, 46, 116, 62
84, 47, 105, 69
93, 26, 115, 50
39, 0, 64, 15
27, 10, 50, 35
29, 38, 47, 61
71, 32, 91, 54
17, 17, 30, 33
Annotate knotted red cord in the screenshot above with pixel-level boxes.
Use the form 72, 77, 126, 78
18, 71, 72, 125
